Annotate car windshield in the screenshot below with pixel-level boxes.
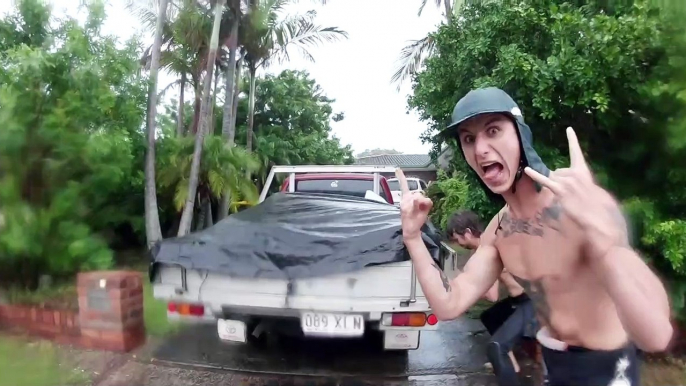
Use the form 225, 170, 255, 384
387, 179, 418, 191
387, 180, 400, 191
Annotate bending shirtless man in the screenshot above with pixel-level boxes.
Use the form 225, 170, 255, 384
398, 87, 672, 386
448, 210, 538, 385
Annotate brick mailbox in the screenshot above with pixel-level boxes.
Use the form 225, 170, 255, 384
77, 271, 146, 352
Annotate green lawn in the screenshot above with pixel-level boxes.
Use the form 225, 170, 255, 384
143, 277, 181, 337
113, 249, 181, 337
0, 336, 88, 386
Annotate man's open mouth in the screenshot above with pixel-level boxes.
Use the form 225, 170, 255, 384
481, 162, 504, 180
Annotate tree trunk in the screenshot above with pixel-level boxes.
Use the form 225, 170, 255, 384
221, 17, 239, 141
144, 0, 168, 249
229, 55, 243, 143
246, 64, 257, 153
220, 58, 243, 215
191, 82, 201, 134
195, 193, 207, 231
244, 63, 256, 181
209, 67, 220, 135
176, 72, 186, 137
217, 28, 239, 220
204, 197, 214, 228
444, 0, 453, 21
177, 0, 226, 237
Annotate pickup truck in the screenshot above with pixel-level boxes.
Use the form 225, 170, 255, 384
152, 165, 459, 350
386, 176, 428, 205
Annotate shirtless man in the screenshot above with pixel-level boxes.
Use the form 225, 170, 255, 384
397, 87, 672, 386
448, 210, 538, 385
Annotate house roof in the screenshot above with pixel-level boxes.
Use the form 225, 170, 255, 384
354, 154, 434, 168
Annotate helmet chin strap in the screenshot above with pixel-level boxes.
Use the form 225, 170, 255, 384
510, 160, 525, 194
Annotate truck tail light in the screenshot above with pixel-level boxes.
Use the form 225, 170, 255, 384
167, 302, 205, 317
381, 312, 428, 327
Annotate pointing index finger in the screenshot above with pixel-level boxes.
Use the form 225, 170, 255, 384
395, 168, 411, 195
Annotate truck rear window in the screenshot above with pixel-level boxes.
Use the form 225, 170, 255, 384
387, 180, 418, 191
296, 179, 378, 198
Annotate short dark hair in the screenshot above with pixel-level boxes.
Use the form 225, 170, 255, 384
447, 210, 483, 237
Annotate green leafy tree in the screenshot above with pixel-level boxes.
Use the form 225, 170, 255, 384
177, 0, 227, 236
409, 0, 686, 316
232, 70, 354, 185
0, 0, 148, 287
157, 135, 260, 229
154, 69, 353, 219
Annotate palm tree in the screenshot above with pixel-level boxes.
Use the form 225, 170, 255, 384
241, 0, 348, 154
221, 0, 242, 143
216, 0, 347, 220
418, 0, 453, 19
392, 0, 496, 88
131, 0, 233, 136
222, 0, 333, 144
177, 0, 227, 236
157, 135, 260, 231
143, 0, 169, 248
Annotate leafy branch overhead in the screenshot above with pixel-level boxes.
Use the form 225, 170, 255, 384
413, 0, 686, 317
0, 0, 352, 288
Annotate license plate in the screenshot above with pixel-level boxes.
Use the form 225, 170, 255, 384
217, 319, 247, 343
301, 312, 364, 337
383, 330, 420, 350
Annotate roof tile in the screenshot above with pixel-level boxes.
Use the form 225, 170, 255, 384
354, 154, 433, 168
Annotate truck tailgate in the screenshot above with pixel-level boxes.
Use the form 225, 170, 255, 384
153, 261, 428, 313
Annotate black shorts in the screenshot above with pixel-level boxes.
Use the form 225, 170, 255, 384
479, 293, 533, 336
542, 343, 640, 386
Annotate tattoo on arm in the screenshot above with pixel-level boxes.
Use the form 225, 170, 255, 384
432, 263, 452, 292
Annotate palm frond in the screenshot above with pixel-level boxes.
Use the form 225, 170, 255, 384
207, 169, 225, 195
126, 0, 162, 33
158, 78, 181, 99
418, 0, 430, 16
265, 20, 347, 66
390, 35, 435, 90
241, 0, 347, 69
174, 177, 189, 211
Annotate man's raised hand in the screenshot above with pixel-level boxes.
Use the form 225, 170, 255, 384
524, 127, 593, 195
524, 127, 628, 258
396, 168, 433, 241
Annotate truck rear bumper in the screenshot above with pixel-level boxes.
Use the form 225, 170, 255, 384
211, 315, 426, 350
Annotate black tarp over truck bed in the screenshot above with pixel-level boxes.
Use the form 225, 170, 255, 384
150, 193, 442, 281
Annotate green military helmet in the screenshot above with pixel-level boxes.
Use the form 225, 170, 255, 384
439, 87, 550, 197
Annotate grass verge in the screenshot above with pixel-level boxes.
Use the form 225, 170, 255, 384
0, 335, 88, 386
143, 277, 181, 337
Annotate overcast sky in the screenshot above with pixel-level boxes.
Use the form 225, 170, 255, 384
0, 0, 445, 155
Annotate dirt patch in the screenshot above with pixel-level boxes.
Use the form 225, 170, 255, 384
97, 361, 237, 386
642, 356, 686, 386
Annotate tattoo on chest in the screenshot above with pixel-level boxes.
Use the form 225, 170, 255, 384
499, 200, 563, 238
432, 263, 451, 292
512, 275, 551, 326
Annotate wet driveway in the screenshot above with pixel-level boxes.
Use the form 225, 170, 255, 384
151, 318, 540, 385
